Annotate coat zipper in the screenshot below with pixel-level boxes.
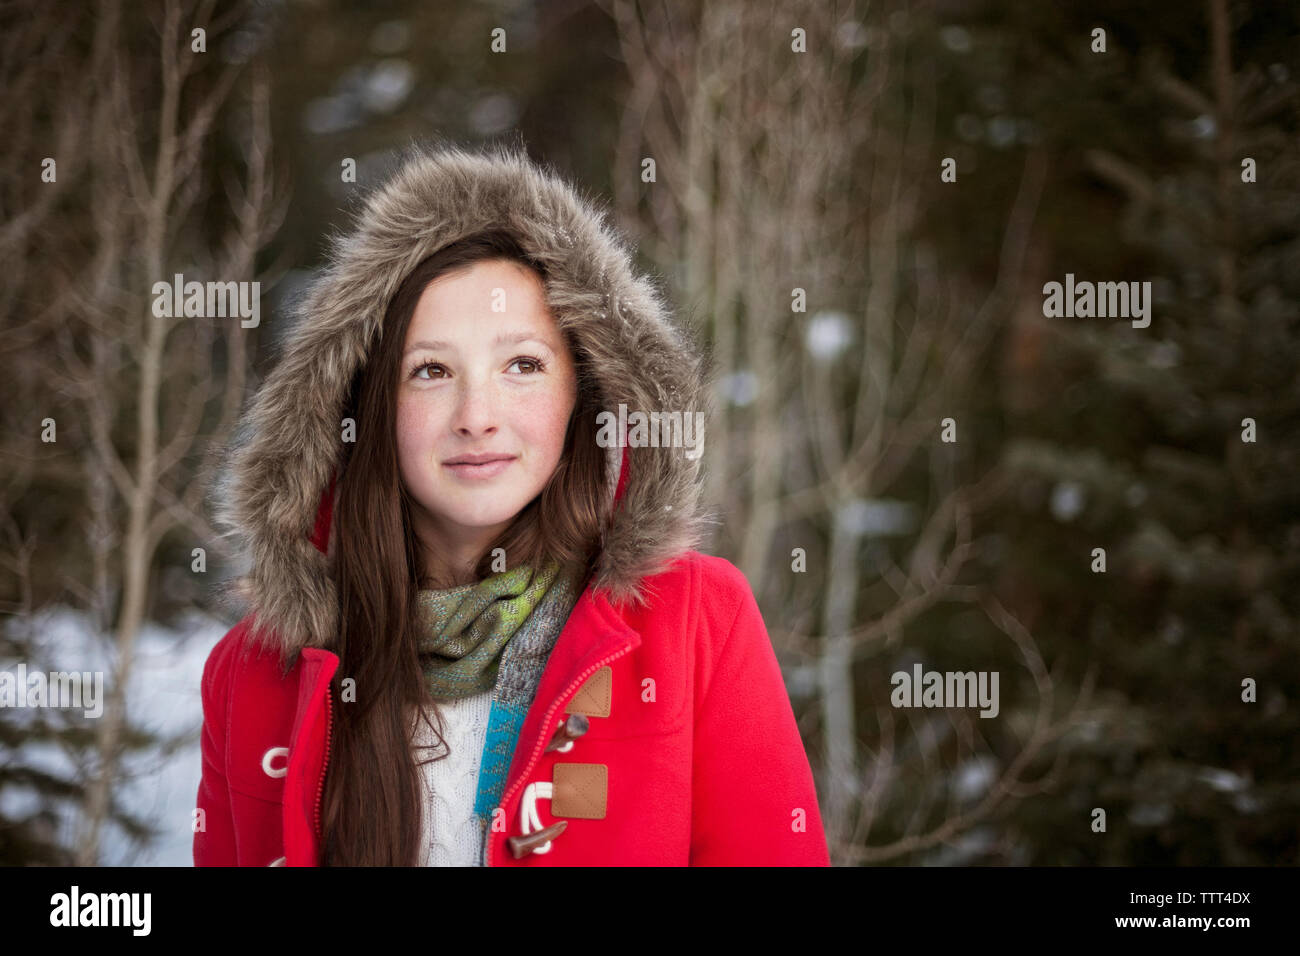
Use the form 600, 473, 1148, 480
313, 680, 333, 845
489, 641, 634, 866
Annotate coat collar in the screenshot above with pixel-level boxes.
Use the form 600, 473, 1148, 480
283, 582, 641, 736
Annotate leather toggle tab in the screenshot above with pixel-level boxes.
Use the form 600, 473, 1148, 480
565, 666, 612, 718
551, 763, 608, 819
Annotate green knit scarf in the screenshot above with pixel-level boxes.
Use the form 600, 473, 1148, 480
414, 560, 562, 700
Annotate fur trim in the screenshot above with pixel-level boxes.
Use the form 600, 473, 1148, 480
211, 143, 716, 660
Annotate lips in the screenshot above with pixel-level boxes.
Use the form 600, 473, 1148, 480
444, 453, 515, 465
443, 455, 516, 479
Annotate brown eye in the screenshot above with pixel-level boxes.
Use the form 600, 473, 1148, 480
510, 356, 544, 374
412, 362, 445, 380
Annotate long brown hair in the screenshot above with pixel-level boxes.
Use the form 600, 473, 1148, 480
320, 230, 610, 866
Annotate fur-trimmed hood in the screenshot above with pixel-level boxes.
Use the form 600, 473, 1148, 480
212, 143, 715, 661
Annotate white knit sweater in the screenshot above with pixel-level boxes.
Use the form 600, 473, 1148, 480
411, 689, 495, 866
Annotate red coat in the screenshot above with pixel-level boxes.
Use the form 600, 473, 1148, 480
194, 145, 829, 866
194, 548, 829, 866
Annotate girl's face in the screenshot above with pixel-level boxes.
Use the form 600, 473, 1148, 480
395, 259, 578, 578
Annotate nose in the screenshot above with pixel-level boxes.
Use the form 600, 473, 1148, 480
450, 373, 500, 439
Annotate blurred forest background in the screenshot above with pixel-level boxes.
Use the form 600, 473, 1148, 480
1, 0, 1297, 865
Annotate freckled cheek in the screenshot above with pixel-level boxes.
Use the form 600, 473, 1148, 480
512, 387, 573, 459
394, 399, 441, 473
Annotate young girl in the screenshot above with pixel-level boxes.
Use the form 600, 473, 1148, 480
193, 144, 829, 866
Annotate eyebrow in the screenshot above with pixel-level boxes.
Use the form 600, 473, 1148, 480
404, 332, 554, 354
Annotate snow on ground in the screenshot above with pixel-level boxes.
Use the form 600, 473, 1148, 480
1, 605, 230, 866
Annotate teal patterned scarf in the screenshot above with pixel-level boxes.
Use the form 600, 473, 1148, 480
414, 560, 562, 700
